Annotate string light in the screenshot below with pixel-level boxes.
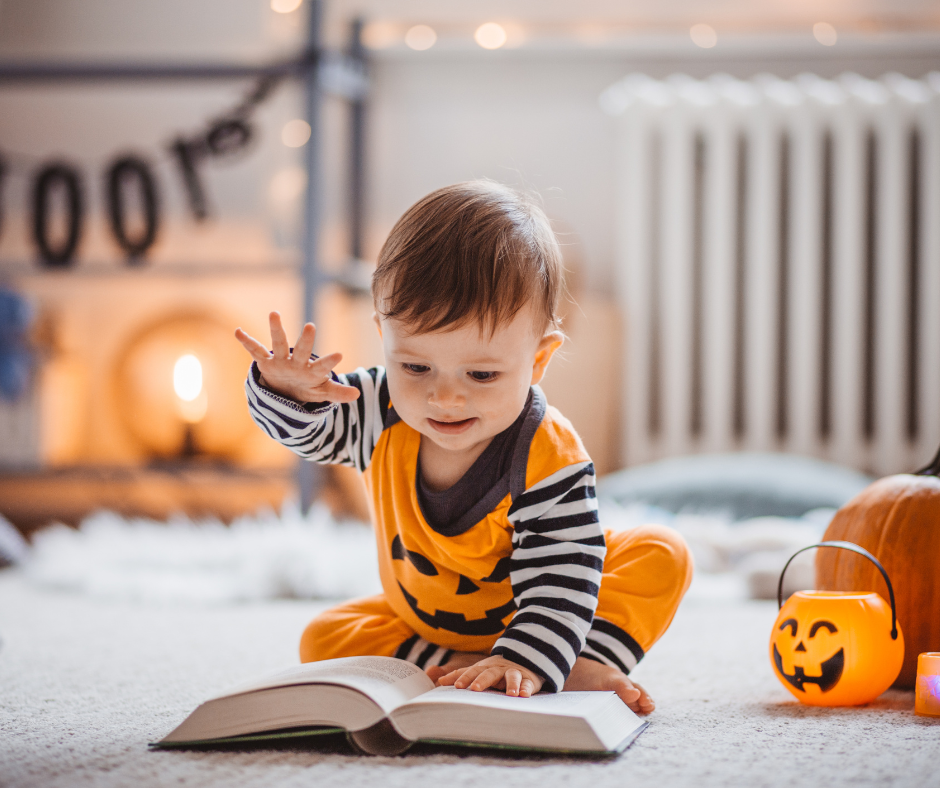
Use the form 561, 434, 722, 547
690, 23, 718, 49
281, 119, 311, 148
475, 23, 507, 50
271, 0, 302, 14
405, 25, 437, 51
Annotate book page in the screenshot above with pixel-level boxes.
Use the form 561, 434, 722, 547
399, 685, 614, 716
214, 657, 435, 713
390, 686, 642, 752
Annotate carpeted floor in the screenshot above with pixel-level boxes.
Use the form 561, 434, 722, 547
1, 569, 937, 788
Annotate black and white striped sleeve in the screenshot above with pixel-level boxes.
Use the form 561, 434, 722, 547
244, 363, 391, 472
394, 634, 455, 670
580, 618, 645, 675
490, 461, 605, 693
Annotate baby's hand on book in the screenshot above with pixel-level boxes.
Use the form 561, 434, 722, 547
235, 311, 360, 404
425, 651, 484, 685
436, 654, 544, 698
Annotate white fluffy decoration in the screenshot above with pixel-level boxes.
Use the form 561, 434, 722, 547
25, 504, 381, 604
601, 501, 833, 600
22, 500, 831, 604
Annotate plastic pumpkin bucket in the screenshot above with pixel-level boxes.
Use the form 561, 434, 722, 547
770, 541, 904, 706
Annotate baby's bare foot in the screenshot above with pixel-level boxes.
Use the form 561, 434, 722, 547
425, 651, 487, 684
563, 656, 655, 714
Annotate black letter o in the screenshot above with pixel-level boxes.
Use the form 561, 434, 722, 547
107, 155, 160, 262
32, 163, 84, 267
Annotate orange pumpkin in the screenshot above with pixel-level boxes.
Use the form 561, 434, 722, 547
816, 445, 940, 688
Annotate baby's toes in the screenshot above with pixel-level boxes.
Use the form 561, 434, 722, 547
612, 678, 642, 708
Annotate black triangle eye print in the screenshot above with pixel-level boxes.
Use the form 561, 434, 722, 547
390, 535, 438, 576
456, 575, 480, 595
480, 556, 511, 583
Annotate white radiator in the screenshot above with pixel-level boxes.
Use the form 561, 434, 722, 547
602, 73, 940, 476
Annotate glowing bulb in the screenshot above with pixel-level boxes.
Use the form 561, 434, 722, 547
475, 22, 507, 50
281, 119, 311, 148
813, 22, 838, 46
173, 355, 208, 424
405, 24, 437, 50
271, 0, 302, 13
690, 23, 718, 49
174, 355, 202, 401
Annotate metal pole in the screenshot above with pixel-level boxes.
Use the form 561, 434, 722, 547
298, 0, 324, 514
348, 18, 366, 261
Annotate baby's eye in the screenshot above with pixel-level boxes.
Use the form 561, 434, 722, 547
468, 371, 497, 382
402, 363, 429, 375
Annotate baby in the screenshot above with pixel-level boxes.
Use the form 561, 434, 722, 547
236, 180, 692, 713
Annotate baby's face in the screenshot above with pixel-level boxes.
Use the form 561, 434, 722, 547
377, 304, 561, 455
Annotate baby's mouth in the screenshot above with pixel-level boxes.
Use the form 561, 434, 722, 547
428, 417, 477, 435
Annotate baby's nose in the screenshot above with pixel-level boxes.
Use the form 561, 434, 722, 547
428, 381, 464, 408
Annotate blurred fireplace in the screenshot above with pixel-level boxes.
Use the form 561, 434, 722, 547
0, 273, 299, 532
0, 271, 385, 532
112, 313, 256, 461
604, 72, 940, 477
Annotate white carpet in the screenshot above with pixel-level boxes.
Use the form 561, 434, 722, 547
2, 569, 936, 788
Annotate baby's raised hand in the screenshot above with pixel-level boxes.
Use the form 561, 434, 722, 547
436, 654, 544, 698
235, 311, 360, 404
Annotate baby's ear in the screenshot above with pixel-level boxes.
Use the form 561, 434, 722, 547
531, 330, 564, 385
372, 312, 383, 337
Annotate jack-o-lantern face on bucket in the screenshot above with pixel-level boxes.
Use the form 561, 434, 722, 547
770, 542, 904, 707
772, 616, 844, 694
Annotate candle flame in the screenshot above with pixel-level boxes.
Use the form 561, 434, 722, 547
173, 354, 207, 423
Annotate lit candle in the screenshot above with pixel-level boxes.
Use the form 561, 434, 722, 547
915, 653, 940, 717
173, 354, 208, 424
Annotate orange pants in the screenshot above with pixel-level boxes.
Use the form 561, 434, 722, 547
300, 524, 692, 674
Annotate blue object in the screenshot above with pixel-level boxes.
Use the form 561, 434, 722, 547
0, 288, 33, 401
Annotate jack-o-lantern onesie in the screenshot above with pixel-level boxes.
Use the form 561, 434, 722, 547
247, 364, 692, 692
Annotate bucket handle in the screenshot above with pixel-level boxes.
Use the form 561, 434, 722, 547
777, 540, 898, 640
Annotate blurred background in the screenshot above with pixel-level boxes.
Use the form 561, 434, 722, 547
0, 0, 937, 552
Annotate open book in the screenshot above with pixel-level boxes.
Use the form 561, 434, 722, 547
153, 656, 648, 756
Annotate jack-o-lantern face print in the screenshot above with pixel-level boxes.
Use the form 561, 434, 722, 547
388, 534, 517, 646
769, 591, 904, 707
772, 617, 844, 694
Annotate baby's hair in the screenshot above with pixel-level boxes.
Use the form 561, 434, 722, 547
372, 180, 564, 336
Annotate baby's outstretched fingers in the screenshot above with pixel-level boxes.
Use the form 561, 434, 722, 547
268, 311, 291, 358
293, 321, 317, 361
234, 328, 273, 363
